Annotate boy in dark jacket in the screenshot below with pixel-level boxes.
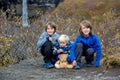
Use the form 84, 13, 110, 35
53, 34, 72, 62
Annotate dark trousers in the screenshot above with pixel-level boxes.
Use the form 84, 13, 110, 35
41, 41, 56, 64
75, 43, 94, 64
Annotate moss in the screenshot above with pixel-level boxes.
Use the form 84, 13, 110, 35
111, 57, 120, 66
101, 53, 120, 70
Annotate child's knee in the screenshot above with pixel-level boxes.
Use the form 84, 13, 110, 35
86, 48, 94, 55
76, 43, 83, 48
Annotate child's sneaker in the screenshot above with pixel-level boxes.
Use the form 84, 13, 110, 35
73, 63, 81, 69
86, 62, 94, 67
44, 62, 54, 69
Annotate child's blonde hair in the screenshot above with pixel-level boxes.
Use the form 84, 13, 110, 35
58, 34, 69, 43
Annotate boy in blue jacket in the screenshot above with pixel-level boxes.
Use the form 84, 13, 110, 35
70, 20, 102, 69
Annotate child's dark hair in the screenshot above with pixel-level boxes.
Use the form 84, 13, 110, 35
45, 21, 56, 33
79, 20, 93, 36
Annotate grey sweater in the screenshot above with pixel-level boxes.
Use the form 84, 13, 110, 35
37, 32, 60, 52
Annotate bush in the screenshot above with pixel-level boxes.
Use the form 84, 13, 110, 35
0, 35, 14, 66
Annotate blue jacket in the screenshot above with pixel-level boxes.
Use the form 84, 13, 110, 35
70, 34, 102, 66
37, 32, 60, 52
53, 41, 72, 60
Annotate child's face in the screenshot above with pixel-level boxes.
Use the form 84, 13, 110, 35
81, 25, 90, 36
46, 25, 55, 35
59, 41, 67, 47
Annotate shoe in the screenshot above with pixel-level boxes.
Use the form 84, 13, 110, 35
44, 62, 54, 69
86, 62, 94, 67
73, 64, 81, 69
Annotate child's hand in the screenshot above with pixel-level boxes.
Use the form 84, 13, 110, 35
57, 49, 63, 53
49, 37, 53, 41
72, 60, 77, 66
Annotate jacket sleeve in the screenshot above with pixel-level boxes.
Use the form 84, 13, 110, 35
53, 43, 60, 55
94, 35, 102, 67
53, 46, 58, 55
62, 47, 70, 54
65, 41, 72, 54
52, 33, 60, 45
67, 40, 72, 50
37, 32, 47, 51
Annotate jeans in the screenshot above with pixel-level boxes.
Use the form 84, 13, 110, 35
75, 43, 94, 64
41, 40, 56, 64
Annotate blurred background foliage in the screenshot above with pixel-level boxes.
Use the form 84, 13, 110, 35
0, 0, 120, 70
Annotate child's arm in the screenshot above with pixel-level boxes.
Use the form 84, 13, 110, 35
51, 33, 60, 45
37, 32, 47, 51
67, 40, 73, 49
61, 47, 70, 54
94, 35, 102, 67
53, 47, 58, 55
72, 60, 77, 66
57, 49, 63, 53
53, 43, 61, 55
65, 41, 73, 54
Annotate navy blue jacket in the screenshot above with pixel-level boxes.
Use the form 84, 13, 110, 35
70, 34, 102, 66
53, 41, 72, 60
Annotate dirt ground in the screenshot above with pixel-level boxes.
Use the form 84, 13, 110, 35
0, 57, 120, 80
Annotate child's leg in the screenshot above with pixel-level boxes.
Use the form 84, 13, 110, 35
85, 48, 94, 63
41, 41, 53, 63
75, 43, 83, 65
51, 55, 57, 65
